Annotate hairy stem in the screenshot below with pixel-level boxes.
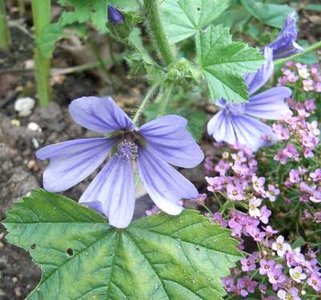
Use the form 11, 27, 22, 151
0, 0, 11, 51
274, 40, 321, 66
133, 85, 159, 125
31, 0, 51, 107
158, 84, 173, 116
144, 0, 175, 66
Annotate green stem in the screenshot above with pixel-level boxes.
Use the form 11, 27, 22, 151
0, 0, 11, 51
144, 0, 175, 66
158, 84, 173, 116
274, 40, 321, 66
133, 85, 159, 125
31, 0, 51, 108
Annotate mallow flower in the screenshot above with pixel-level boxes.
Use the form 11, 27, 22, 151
267, 13, 303, 59
207, 47, 292, 151
36, 97, 204, 228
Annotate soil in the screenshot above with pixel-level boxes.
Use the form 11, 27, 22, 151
0, 2, 320, 300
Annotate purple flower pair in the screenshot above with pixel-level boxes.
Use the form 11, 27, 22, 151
36, 97, 204, 228
208, 14, 302, 151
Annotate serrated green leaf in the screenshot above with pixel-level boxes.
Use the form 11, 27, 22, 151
241, 0, 294, 29
161, 0, 230, 44
58, 0, 108, 33
3, 189, 241, 300
38, 23, 65, 58
198, 25, 264, 102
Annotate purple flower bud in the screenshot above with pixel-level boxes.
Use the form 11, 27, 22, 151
267, 13, 303, 59
108, 5, 124, 24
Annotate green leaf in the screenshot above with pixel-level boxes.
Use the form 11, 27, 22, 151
58, 0, 109, 33
213, 5, 251, 32
241, 0, 294, 29
3, 189, 241, 300
293, 40, 319, 65
38, 23, 65, 58
198, 25, 264, 102
305, 4, 321, 12
161, 0, 231, 43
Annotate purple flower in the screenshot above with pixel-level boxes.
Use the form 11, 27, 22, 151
226, 183, 245, 201
108, 5, 124, 24
208, 47, 292, 151
259, 205, 271, 224
267, 13, 303, 59
259, 259, 276, 275
36, 97, 204, 228
307, 272, 321, 292
267, 264, 286, 285
241, 255, 256, 272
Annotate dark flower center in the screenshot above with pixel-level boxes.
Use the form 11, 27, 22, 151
225, 103, 245, 116
117, 139, 138, 159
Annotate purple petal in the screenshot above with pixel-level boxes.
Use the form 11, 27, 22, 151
36, 138, 116, 192
138, 148, 198, 215
108, 5, 124, 24
245, 87, 292, 119
207, 110, 237, 145
139, 115, 204, 168
79, 155, 135, 228
245, 47, 273, 95
69, 96, 134, 133
267, 13, 303, 59
231, 115, 275, 151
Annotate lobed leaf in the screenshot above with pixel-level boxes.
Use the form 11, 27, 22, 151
160, 0, 230, 44
3, 189, 241, 300
241, 0, 294, 29
198, 25, 264, 102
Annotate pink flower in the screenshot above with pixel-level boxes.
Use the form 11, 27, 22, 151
213, 212, 228, 227
266, 184, 280, 202
310, 169, 321, 182
288, 169, 301, 184
307, 272, 321, 292
259, 259, 276, 275
267, 264, 286, 285
259, 206, 271, 224
226, 183, 245, 201
272, 124, 290, 140
214, 159, 230, 176
252, 175, 266, 193
263, 225, 278, 237
241, 255, 256, 272
206, 176, 225, 192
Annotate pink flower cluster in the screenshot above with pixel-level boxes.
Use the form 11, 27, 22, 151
205, 145, 321, 299
285, 167, 321, 203
273, 99, 320, 163
278, 62, 321, 92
